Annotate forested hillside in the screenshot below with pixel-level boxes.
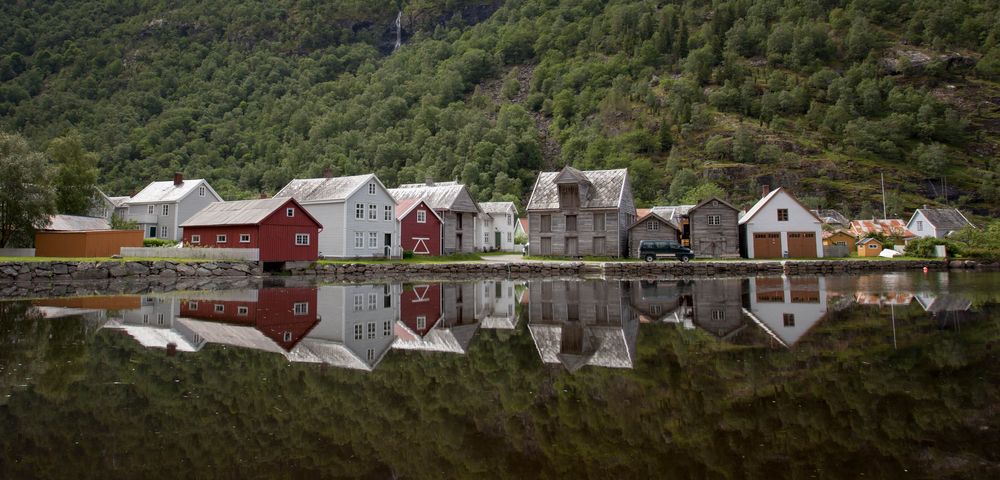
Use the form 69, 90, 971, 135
2, 0, 999, 217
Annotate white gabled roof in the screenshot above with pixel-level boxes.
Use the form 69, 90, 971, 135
128, 179, 219, 204
180, 198, 320, 228
478, 201, 518, 215
275, 174, 383, 204
738, 187, 820, 225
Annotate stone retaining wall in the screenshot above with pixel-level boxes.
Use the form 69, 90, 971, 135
0, 260, 262, 284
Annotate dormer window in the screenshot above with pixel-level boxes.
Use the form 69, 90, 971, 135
368, 183, 376, 195
198, 186, 206, 197
558, 185, 580, 209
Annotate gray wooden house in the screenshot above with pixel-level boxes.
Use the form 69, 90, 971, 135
627, 211, 681, 258
525, 167, 636, 257
389, 181, 481, 254
691, 278, 747, 340
687, 197, 741, 258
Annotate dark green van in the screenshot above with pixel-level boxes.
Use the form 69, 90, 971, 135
638, 239, 695, 262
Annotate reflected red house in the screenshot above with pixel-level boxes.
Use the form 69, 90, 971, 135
180, 288, 319, 350
396, 198, 442, 256
398, 283, 442, 337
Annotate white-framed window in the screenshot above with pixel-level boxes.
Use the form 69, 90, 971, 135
367, 322, 376, 339
293, 302, 309, 315
239, 234, 251, 243
217, 234, 227, 243
355, 203, 364, 219
383, 321, 391, 336
368, 204, 377, 220
416, 210, 426, 223
917, 221, 923, 231
384, 205, 392, 221
367, 349, 374, 361
237, 306, 249, 316
708, 215, 721, 225
198, 186, 206, 197
353, 294, 363, 311
508, 232, 512, 242
777, 209, 789, 222
143, 313, 149, 324
416, 315, 426, 330
295, 233, 310, 246
507, 214, 512, 225
159, 225, 168, 238
157, 313, 164, 325
354, 324, 363, 339
368, 183, 376, 195
191, 235, 201, 244
188, 301, 198, 310
282, 331, 292, 342
367, 293, 377, 310
286, 208, 294, 217
647, 221, 659, 231
162, 204, 169, 216
368, 232, 377, 248
712, 309, 725, 321
147, 205, 154, 214
355, 232, 364, 248
484, 232, 489, 244
214, 304, 224, 313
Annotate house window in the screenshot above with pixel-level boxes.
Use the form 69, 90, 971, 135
199, 186, 206, 197
540, 215, 552, 233
566, 215, 577, 232
917, 221, 923, 231
367, 349, 374, 361
384, 205, 392, 221
283, 331, 292, 342
286, 208, 294, 217
162, 205, 169, 216
647, 221, 659, 231
594, 213, 606, 232
354, 324, 363, 339
869, 244, 879, 249
456, 213, 463, 229
650, 305, 662, 315
484, 232, 489, 244
295, 234, 310, 245
777, 209, 789, 221
355, 203, 364, 219
143, 314, 148, 324
147, 205, 154, 215
508, 232, 512, 242
708, 215, 721, 225
368, 183, 376, 195
237, 306, 249, 316
188, 301, 198, 310
367, 322, 376, 339
416, 316, 426, 330
783, 313, 795, 327
507, 214, 512, 225
712, 309, 725, 321
159, 225, 168, 238
367, 293, 377, 310
293, 302, 308, 315
217, 234, 227, 243
353, 294, 363, 311
214, 304, 225, 313
383, 321, 391, 336
368, 204, 377, 220
191, 235, 201, 244
355, 232, 364, 248
239, 234, 251, 243
157, 313, 164, 325
368, 232, 377, 248
416, 210, 426, 223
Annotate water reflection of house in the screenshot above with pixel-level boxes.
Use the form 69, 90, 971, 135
479, 280, 522, 329
32, 295, 141, 322
180, 288, 320, 351
527, 280, 638, 371
914, 294, 972, 314
691, 278, 747, 340
394, 282, 480, 354
289, 284, 400, 371
625, 280, 692, 327
104, 295, 201, 352
744, 277, 828, 348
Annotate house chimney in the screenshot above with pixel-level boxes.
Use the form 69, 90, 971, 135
425, 176, 435, 186
761, 184, 770, 197
922, 204, 928, 209
173, 172, 183, 186
323, 166, 333, 179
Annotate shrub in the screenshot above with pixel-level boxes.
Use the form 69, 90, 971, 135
144, 238, 178, 247
402, 250, 414, 259
905, 237, 962, 258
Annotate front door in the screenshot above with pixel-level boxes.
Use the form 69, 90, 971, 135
593, 236, 605, 256
384, 233, 392, 257
495, 232, 501, 249
148, 225, 157, 238
566, 237, 578, 256
456, 233, 463, 253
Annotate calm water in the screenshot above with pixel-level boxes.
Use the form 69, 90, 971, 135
1, 272, 998, 479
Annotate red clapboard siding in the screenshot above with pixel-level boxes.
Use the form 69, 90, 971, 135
398, 201, 442, 256
255, 288, 319, 350
400, 283, 442, 336
182, 198, 321, 262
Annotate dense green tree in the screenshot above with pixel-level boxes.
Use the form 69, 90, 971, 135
47, 133, 98, 216
0, 131, 55, 247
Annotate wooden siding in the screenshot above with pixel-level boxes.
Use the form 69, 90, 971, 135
691, 278, 746, 338
628, 217, 680, 258
35, 230, 144, 257
181, 200, 320, 262
441, 211, 477, 253
399, 203, 442, 255
527, 210, 624, 257
688, 200, 740, 258
400, 284, 442, 336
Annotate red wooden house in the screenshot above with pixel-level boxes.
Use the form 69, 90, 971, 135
180, 197, 322, 262
180, 287, 320, 351
395, 198, 442, 256
398, 283, 443, 337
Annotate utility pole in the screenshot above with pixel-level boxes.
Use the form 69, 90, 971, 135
881, 172, 887, 219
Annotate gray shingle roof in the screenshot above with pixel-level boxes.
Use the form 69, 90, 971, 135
42, 214, 111, 231
181, 198, 312, 227
128, 179, 215, 204
650, 205, 694, 225
478, 201, 517, 215
397, 180, 459, 188
526, 168, 629, 211
388, 184, 480, 213
274, 174, 375, 203
916, 208, 974, 230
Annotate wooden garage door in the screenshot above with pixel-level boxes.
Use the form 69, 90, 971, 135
787, 232, 817, 258
753, 233, 781, 258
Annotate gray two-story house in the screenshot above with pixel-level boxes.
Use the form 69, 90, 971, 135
525, 167, 636, 257
389, 180, 481, 254
125, 173, 223, 241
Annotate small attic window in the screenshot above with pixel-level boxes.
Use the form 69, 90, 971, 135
286, 208, 295, 217
368, 183, 376, 195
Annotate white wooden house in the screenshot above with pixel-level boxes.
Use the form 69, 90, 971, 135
124, 173, 223, 241
906, 207, 975, 239
739, 187, 823, 258
476, 202, 519, 252
275, 174, 398, 258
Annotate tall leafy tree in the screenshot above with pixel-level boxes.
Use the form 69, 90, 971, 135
48, 133, 98, 216
0, 131, 55, 247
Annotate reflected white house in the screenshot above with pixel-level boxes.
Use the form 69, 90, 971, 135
744, 276, 828, 348
479, 280, 522, 330
527, 280, 638, 371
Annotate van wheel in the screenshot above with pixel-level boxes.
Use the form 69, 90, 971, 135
679, 255, 690, 263
644, 255, 655, 262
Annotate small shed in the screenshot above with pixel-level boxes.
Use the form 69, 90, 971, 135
396, 198, 443, 255
857, 237, 883, 257
180, 198, 322, 262
627, 212, 681, 258
35, 214, 143, 257
822, 229, 856, 257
